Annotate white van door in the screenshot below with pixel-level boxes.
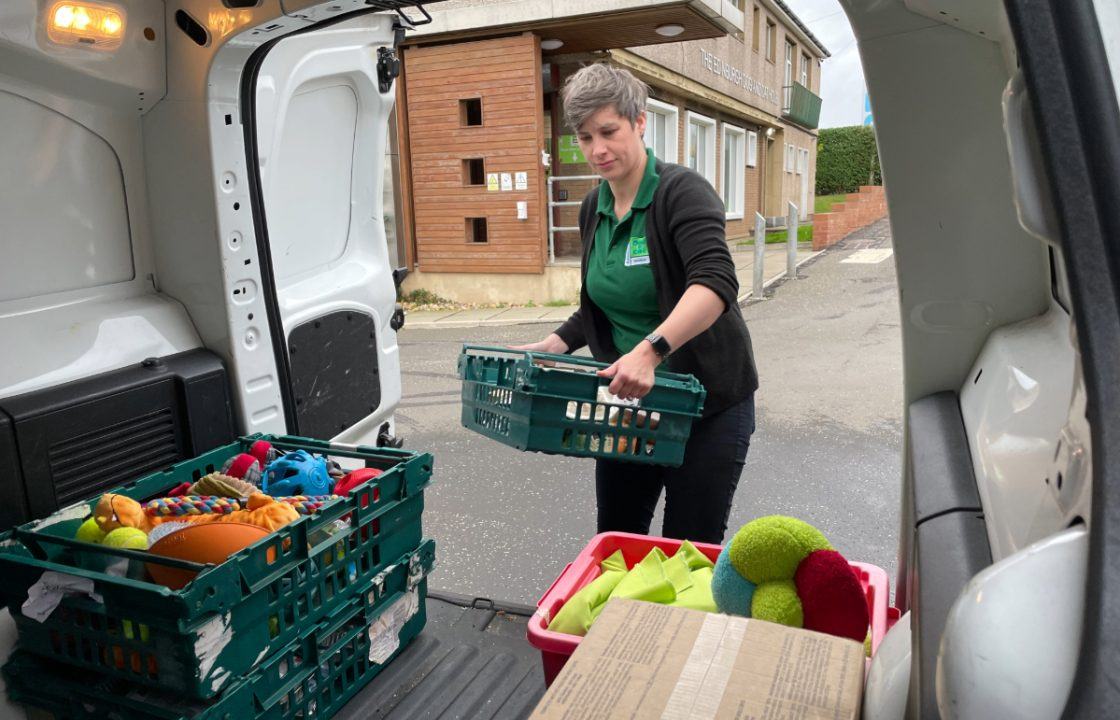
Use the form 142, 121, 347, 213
247, 13, 403, 445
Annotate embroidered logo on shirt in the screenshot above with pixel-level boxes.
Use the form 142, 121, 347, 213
624, 236, 650, 267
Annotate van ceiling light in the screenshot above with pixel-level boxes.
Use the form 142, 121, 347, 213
655, 24, 685, 38
541, 38, 564, 50
48, 1, 125, 50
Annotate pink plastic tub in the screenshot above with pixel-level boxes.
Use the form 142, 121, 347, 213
528, 531, 893, 686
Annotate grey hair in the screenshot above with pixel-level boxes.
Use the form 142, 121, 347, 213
561, 63, 649, 132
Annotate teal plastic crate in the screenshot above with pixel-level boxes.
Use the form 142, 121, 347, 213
458, 345, 706, 467
3, 539, 435, 720
0, 435, 431, 699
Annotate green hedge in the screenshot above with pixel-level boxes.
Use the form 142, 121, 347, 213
815, 126, 882, 195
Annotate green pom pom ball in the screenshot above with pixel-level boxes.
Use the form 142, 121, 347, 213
729, 515, 831, 585
75, 517, 106, 545
751, 580, 804, 627
102, 527, 149, 550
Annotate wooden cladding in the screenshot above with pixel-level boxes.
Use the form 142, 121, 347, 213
404, 35, 547, 274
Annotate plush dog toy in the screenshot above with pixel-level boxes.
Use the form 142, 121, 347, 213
94, 492, 298, 535
711, 515, 869, 642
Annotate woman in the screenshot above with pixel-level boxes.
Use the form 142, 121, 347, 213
518, 63, 758, 544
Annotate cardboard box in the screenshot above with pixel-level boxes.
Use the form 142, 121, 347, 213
530, 599, 864, 720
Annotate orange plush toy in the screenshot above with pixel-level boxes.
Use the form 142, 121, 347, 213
94, 492, 298, 535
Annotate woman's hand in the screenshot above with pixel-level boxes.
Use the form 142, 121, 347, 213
510, 333, 569, 354
597, 341, 661, 400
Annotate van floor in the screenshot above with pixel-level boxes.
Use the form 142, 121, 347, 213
337, 592, 547, 719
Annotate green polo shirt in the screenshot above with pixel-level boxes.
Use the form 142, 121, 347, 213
586, 148, 662, 355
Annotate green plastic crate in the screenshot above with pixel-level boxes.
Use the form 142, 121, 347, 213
458, 345, 706, 467
3, 539, 435, 720
0, 435, 431, 699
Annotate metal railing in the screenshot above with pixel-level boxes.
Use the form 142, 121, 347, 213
546, 175, 600, 265
781, 82, 823, 129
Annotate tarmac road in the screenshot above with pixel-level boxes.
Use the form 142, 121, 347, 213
397, 219, 902, 606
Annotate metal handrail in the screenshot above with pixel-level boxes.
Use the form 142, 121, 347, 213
546, 175, 601, 264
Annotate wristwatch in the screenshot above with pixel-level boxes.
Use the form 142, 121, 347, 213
644, 332, 672, 358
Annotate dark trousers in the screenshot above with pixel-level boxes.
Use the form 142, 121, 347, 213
595, 394, 755, 544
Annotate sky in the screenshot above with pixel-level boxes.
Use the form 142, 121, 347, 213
781, 0, 866, 128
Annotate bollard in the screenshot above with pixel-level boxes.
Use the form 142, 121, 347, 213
787, 201, 799, 280
753, 212, 766, 299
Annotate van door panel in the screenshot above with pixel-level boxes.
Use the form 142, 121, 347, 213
252, 14, 401, 443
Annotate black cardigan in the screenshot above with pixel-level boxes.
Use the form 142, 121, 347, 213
554, 160, 759, 417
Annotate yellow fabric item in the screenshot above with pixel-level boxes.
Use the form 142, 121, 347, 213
546, 551, 628, 635
547, 542, 717, 636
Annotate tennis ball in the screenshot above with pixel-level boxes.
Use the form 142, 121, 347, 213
729, 516, 831, 585
75, 517, 107, 545
102, 527, 149, 550
711, 545, 756, 617
751, 580, 803, 628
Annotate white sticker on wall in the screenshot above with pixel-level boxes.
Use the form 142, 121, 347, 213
500, 173, 513, 191
515, 171, 528, 190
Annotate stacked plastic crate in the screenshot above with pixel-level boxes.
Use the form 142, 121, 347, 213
0, 435, 434, 719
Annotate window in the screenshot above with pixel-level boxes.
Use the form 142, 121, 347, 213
785, 143, 795, 173
765, 20, 776, 61
645, 98, 679, 163
747, 130, 758, 167
459, 98, 482, 127
801, 52, 811, 88
685, 111, 717, 186
462, 158, 485, 186
752, 7, 760, 52
722, 124, 746, 218
796, 148, 808, 175
784, 40, 795, 108
466, 217, 488, 243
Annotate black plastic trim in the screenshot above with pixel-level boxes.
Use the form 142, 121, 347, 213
0, 350, 234, 527
1004, 0, 1120, 715
0, 409, 29, 531
910, 511, 992, 720
908, 392, 983, 524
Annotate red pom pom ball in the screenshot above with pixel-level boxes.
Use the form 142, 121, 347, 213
794, 549, 869, 642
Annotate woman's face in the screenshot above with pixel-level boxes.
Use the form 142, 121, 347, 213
576, 105, 647, 184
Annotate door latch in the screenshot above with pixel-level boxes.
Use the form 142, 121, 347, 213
377, 421, 403, 448
377, 47, 400, 94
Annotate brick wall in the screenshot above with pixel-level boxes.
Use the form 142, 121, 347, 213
812, 185, 887, 250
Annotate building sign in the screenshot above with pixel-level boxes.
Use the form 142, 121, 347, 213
487, 173, 499, 192
558, 135, 586, 164
515, 171, 528, 190
699, 49, 779, 105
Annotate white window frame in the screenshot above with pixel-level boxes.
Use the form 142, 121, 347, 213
785, 143, 794, 173
685, 111, 717, 186
797, 147, 809, 175
644, 98, 679, 163
800, 52, 810, 87
784, 40, 794, 107
747, 130, 758, 167
721, 123, 747, 219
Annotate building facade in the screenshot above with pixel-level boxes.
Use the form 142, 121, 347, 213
394, 0, 828, 304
